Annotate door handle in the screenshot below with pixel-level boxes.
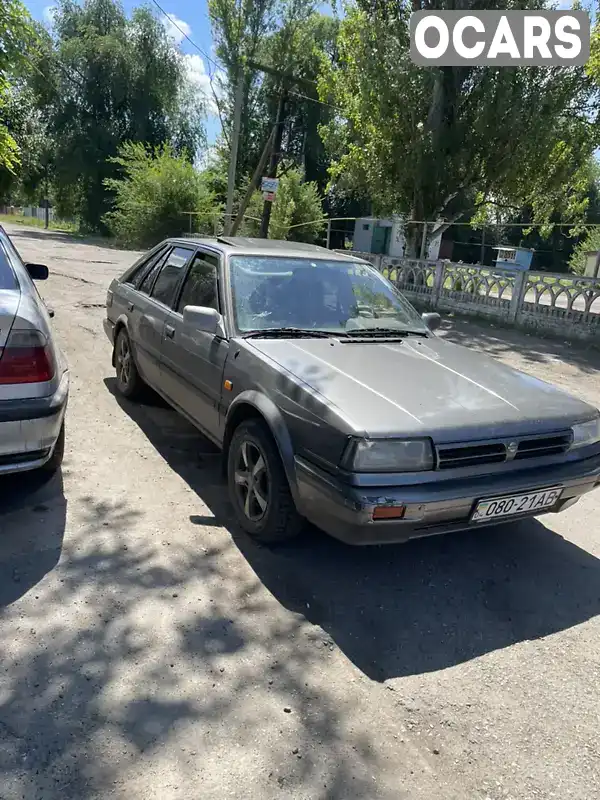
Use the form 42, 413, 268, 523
165, 325, 175, 339
127, 302, 134, 312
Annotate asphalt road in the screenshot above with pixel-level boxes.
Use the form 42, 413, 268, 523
1, 225, 599, 800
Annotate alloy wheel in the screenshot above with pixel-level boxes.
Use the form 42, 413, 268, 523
234, 439, 270, 522
117, 335, 132, 388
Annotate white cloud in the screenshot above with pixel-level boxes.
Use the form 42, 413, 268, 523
163, 13, 192, 45
184, 54, 218, 115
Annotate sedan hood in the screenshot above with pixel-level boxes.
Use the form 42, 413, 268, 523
248, 335, 597, 442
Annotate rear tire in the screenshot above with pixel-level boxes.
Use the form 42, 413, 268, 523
114, 328, 144, 400
227, 420, 304, 544
41, 422, 65, 474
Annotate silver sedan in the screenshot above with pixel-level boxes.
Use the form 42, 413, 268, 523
0, 226, 68, 475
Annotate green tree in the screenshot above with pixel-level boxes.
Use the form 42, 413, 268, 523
320, 1, 598, 256
209, 0, 337, 210
0, 0, 37, 171
30, 0, 205, 231
0, 82, 52, 204
103, 142, 217, 248
241, 167, 325, 242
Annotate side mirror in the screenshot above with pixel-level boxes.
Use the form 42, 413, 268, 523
182, 305, 222, 335
422, 312, 442, 332
26, 263, 49, 280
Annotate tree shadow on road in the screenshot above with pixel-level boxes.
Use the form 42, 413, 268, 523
439, 315, 600, 376
0, 470, 66, 608
0, 388, 382, 799
106, 377, 600, 682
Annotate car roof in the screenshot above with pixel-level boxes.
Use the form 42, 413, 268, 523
169, 235, 364, 262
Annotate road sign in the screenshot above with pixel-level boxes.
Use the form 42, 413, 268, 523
262, 191, 275, 202
261, 177, 279, 193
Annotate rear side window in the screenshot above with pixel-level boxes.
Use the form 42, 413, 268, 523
126, 246, 168, 290
138, 248, 171, 295
151, 247, 194, 308
0, 242, 18, 290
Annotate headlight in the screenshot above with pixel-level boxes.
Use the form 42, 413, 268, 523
571, 417, 600, 448
342, 438, 434, 472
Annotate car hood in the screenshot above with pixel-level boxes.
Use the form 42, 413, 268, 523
248, 335, 597, 442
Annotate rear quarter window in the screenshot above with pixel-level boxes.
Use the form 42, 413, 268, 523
0, 242, 18, 291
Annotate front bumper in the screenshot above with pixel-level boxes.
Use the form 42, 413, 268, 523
0, 371, 69, 475
103, 317, 115, 345
295, 453, 600, 545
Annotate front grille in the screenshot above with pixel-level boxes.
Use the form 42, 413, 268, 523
437, 442, 507, 469
515, 433, 573, 460
436, 431, 572, 470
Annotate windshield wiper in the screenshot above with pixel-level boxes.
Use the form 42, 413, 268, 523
344, 327, 427, 338
241, 327, 341, 339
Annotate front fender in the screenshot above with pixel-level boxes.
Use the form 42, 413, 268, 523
225, 390, 300, 504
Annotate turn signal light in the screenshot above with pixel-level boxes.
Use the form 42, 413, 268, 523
372, 505, 406, 521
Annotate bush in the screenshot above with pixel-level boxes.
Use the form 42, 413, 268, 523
569, 227, 600, 276
103, 142, 217, 247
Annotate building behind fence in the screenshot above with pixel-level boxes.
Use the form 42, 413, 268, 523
337, 251, 600, 344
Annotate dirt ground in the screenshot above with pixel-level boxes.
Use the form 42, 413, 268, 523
1, 224, 599, 800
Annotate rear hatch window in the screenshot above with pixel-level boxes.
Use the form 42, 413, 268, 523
0, 241, 19, 290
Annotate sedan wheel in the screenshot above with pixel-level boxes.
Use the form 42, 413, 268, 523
115, 329, 143, 399
227, 420, 304, 544
234, 440, 270, 523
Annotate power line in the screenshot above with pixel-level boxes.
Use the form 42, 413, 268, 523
287, 88, 340, 111
149, 0, 225, 73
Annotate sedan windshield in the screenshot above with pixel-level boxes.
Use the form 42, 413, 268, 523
229, 256, 427, 335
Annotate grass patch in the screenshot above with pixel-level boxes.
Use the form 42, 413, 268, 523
0, 213, 77, 233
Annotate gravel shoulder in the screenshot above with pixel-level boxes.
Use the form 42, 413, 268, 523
0, 225, 599, 800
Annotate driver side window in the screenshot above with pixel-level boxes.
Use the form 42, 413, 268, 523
177, 252, 220, 313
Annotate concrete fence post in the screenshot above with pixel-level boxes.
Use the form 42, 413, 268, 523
432, 260, 445, 306
510, 270, 528, 324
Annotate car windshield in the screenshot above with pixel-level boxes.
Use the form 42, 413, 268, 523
229, 256, 427, 335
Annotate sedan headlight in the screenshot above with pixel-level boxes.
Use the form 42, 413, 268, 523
571, 417, 600, 448
342, 438, 434, 473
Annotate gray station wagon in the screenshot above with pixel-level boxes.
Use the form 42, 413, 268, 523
103, 236, 600, 545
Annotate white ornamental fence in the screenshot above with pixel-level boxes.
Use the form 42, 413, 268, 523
336, 252, 600, 343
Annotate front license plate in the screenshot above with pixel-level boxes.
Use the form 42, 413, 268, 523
471, 487, 562, 523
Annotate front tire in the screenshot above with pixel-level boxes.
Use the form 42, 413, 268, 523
114, 328, 144, 400
227, 420, 303, 544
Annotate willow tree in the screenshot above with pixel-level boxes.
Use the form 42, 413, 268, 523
319, 1, 599, 255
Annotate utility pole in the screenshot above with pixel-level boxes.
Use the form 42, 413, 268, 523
480, 226, 486, 265
419, 221, 428, 260
43, 162, 49, 230
259, 89, 287, 239
229, 124, 277, 236
224, 72, 244, 236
